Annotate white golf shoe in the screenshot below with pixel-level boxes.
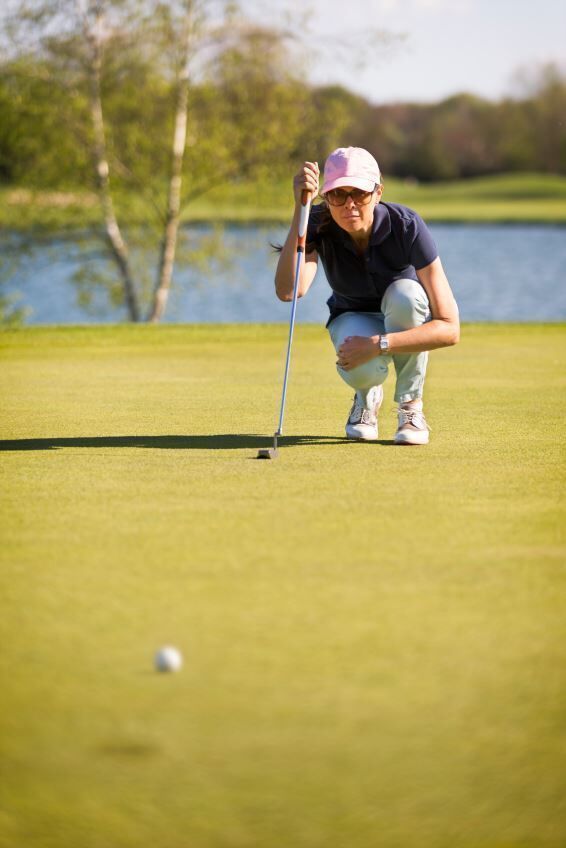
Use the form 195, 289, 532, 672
345, 385, 384, 441
394, 403, 430, 445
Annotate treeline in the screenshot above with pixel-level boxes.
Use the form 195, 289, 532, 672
0, 21, 564, 190
338, 64, 566, 180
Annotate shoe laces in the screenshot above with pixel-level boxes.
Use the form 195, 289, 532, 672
397, 406, 430, 429
349, 396, 374, 425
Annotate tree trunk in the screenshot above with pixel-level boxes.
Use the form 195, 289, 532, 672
148, 4, 193, 323
82, 3, 140, 322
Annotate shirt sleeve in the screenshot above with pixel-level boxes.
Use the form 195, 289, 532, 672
407, 212, 438, 269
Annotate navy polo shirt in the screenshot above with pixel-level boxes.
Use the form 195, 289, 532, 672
306, 201, 438, 325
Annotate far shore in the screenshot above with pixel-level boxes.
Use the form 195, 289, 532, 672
2, 173, 566, 230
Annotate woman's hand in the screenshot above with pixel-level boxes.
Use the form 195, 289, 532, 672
293, 161, 319, 205
337, 335, 379, 370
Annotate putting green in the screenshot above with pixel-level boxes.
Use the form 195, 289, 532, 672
1, 324, 565, 848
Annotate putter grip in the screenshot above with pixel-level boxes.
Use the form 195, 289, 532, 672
297, 190, 311, 253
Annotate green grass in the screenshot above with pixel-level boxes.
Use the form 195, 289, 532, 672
2, 172, 566, 231
1, 323, 565, 848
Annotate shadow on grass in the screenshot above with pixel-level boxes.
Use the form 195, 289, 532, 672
0, 434, 397, 452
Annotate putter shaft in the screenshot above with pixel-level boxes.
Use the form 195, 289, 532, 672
257, 190, 311, 460
276, 250, 303, 436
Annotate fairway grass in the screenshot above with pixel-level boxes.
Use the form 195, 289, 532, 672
1, 324, 565, 848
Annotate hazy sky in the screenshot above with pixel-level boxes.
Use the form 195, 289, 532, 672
296, 0, 566, 104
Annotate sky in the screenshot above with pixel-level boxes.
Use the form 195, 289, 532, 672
280, 0, 566, 105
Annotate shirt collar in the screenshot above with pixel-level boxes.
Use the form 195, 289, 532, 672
370, 203, 391, 245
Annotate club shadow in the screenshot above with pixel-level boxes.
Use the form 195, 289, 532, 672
0, 434, 355, 452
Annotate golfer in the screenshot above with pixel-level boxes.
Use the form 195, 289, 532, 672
274, 146, 460, 444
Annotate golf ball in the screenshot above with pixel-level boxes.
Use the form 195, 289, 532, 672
154, 645, 183, 673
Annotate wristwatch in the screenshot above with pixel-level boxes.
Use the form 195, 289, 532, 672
379, 335, 390, 355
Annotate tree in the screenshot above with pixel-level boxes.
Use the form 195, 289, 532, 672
2, 1, 347, 322
80, 1, 140, 319
523, 63, 566, 174
148, 0, 198, 322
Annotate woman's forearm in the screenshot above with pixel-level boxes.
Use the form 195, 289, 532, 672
337, 314, 460, 371
275, 161, 319, 301
274, 208, 301, 300
274, 206, 313, 301
381, 318, 460, 353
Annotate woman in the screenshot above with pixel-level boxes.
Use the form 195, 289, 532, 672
274, 146, 460, 445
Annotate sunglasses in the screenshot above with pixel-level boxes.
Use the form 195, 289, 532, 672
325, 187, 375, 207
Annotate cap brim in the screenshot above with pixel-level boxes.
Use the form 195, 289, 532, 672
321, 176, 378, 194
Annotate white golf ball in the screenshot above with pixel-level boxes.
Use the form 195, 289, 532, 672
154, 645, 183, 673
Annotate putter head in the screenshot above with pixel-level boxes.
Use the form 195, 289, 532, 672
256, 432, 279, 459
256, 447, 278, 460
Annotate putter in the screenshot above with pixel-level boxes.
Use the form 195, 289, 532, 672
257, 189, 311, 459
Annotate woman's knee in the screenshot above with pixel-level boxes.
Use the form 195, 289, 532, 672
382, 278, 430, 330
336, 359, 388, 390
329, 313, 382, 352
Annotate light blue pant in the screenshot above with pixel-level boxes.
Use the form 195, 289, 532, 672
328, 278, 431, 404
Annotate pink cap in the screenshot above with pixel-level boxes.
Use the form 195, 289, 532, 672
321, 147, 381, 194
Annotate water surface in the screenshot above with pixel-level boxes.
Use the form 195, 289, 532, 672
3, 224, 565, 324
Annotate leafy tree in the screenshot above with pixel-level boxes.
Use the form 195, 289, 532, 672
526, 63, 566, 173
1, 1, 309, 321
308, 85, 370, 166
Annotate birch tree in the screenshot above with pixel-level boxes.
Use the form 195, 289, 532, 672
3, 0, 239, 322
148, 0, 196, 322
80, 0, 140, 320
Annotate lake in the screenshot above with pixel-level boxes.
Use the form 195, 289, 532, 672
2, 223, 566, 324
